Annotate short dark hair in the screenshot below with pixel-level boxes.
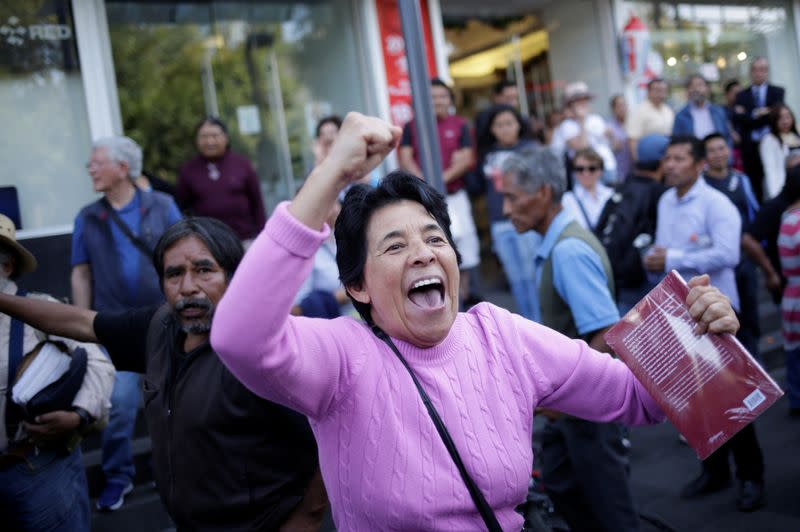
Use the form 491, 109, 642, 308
493, 79, 516, 95
702, 132, 727, 147
648, 78, 667, 90
431, 77, 454, 102
686, 74, 707, 88
609, 93, 625, 109
668, 135, 705, 162
724, 79, 740, 94
315, 115, 342, 138
153, 217, 244, 288
573, 148, 604, 170
195, 116, 229, 137
335, 171, 461, 325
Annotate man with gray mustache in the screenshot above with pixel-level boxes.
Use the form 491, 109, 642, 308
0, 216, 327, 531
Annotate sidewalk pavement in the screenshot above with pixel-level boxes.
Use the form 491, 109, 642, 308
627, 368, 800, 532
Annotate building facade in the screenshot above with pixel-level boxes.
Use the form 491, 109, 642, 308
1, 0, 446, 295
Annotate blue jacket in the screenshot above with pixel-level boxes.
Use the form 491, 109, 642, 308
673, 103, 732, 146
75, 190, 175, 312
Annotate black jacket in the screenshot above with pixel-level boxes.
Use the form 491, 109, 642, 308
594, 175, 666, 291
95, 305, 318, 531
732, 84, 785, 147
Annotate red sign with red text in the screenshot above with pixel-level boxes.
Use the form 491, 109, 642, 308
375, 0, 438, 126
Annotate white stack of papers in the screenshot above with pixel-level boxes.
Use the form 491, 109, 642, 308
11, 343, 72, 406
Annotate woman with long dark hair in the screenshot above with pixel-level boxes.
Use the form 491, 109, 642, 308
760, 104, 800, 199
474, 104, 541, 320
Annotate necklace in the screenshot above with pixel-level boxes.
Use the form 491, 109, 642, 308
207, 162, 220, 181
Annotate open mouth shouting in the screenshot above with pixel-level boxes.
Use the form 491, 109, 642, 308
407, 276, 445, 311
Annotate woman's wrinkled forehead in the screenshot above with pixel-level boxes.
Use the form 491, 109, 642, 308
365, 200, 443, 249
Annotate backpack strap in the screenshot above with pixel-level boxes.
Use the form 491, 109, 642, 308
5, 288, 27, 440
101, 194, 153, 258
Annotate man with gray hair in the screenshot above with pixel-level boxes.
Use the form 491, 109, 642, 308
72, 136, 181, 510
500, 146, 640, 531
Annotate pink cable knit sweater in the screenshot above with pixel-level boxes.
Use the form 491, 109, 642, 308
211, 202, 664, 531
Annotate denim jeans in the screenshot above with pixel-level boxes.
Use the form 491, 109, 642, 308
0, 446, 90, 531
101, 369, 141, 484
490, 220, 540, 321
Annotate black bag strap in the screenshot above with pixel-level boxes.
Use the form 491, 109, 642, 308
101, 196, 152, 258
373, 327, 503, 532
6, 288, 26, 439
573, 194, 594, 231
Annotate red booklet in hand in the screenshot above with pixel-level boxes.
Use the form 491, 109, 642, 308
604, 270, 783, 459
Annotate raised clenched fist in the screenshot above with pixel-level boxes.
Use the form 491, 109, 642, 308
322, 112, 402, 185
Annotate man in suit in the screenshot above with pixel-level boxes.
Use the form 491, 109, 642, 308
733, 57, 785, 200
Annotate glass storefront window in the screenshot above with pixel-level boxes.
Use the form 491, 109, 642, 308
106, 0, 370, 212
0, 0, 94, 231
620, 0, 800, 112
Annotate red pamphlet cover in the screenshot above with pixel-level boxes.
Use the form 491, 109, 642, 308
604, 270, 783, 459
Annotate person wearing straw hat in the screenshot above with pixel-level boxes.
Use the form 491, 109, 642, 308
551, 81, 619, 185
0, 213, 115, 531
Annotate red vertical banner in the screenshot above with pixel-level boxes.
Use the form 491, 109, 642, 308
375, 0, 438, 127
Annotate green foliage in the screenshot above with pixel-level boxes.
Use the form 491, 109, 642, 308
110, 24, 207, 182
109, 20, 313, 192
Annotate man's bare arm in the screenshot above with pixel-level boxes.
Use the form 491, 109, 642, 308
71, 264, 92, 309
589, 325, 614, 354
443, 147, 474, 184
628, 138, 639, 162
398, 146, 424, 178
742, 233, 782, 297
0, 292, 97, 342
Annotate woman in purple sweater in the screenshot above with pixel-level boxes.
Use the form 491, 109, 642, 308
211, 113, 739, 531
177, 117, 266, 243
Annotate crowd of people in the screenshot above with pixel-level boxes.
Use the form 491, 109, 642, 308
0, 54, 796, 532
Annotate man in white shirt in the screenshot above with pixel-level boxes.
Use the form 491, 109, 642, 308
627, 78, 675, 160
644, 135, 766, 512
551, 81, 618, 184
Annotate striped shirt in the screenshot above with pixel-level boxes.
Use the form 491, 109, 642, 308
778, 207, 800, 349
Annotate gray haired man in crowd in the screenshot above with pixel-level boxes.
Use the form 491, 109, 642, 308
499, 146, 640, 531
71, 136, 182, 510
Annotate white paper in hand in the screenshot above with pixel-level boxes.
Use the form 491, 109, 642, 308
11, 343, 72, 405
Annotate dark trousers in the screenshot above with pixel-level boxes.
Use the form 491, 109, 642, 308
736, 258, 761, 360
541, 418, 639, 532
741, 142, 765, 201
702, 423, 764, 481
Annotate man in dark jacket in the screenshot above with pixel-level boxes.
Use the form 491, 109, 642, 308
0, 217, 326, 531
732, 57, 785, 200
594, 134, 669, 313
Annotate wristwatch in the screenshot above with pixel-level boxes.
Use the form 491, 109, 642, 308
72, 407, 95, 431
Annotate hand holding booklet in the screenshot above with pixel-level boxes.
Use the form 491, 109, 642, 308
604, 270, 783, 459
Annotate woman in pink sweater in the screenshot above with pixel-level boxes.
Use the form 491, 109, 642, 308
211, 113, 739, 531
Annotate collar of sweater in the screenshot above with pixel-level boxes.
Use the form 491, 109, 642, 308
386, 312, 468, 366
